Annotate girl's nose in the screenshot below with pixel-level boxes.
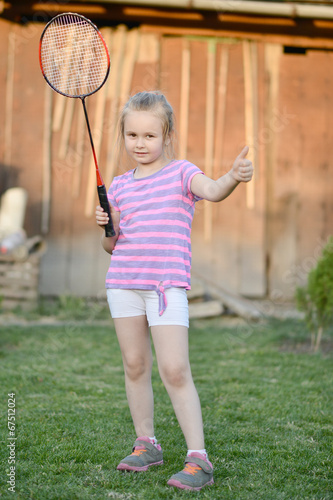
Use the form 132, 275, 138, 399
136, 136, 145, 148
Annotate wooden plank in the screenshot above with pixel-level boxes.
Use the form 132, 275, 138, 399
0, 289, 38, 300
72, 101, 86, 198
107, 28, 140, 182
58, 98, 75, 160
0, 273, 39, 286
105, 25, 127, 184
52, 25, 76, 132
137, 32, 160, 64
41, 85, 53, 234
193, 273, 262, 320
72, 28, 98, 199
264, 43, 282, 296
84, 28, 112, 217
141, 25, 333, 50
273, 49, 330, 297
119, 28, 141, 104
4, 27, 15, 168
1, 299, 38, 310
52, 94, 66, 132
189, 300, 224, 319
213, 44, 229, 179
7, 23, 45, 237
239, 41, 266, 297
179, 38, 191, 159
204, 39, 216, 241
0, 263, 40, 277
242, 39, 258, 209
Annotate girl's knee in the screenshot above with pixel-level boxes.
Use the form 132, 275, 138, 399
160, 363, 191, 388
123, 355, 152, 381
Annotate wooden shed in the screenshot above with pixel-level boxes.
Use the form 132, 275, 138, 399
0, 0, 332, 302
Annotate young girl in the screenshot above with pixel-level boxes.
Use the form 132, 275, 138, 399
96, 91, 253, 491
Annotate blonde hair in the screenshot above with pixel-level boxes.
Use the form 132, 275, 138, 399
116, 91, 176, 170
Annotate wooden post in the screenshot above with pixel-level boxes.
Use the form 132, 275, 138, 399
52, 26, 76, 132
179, 38, 191, 159
105, 26, 127, 184
204, 39, 216, 241
239, 41, 266, 297
41, 85, 53, 234
58, 98, 75, 160
84, 29, 112, 217
264, 43, 282, 294
214, 44, 229, 179
242, 40, 258, 209
4, 28, 15, 168
72, 101, 86, 198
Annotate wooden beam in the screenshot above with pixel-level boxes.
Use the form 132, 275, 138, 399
179, 38, 191, 159
4, 27, 15, 168
141, 25, 333, 50
242, 39, 258, 209
85, 28, 112, 218
41, 86, 53, 235
72, 102, 86, 198
204, 39, 216, 241
189, 300, 224, 319
213, 44, 229, 179
193, 273, 263, 320
105, 25, 127, 185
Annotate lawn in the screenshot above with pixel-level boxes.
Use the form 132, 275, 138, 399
0, 312, 332, 499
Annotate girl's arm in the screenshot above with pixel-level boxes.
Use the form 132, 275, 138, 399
191, 146, 253, 202
96, 204, 120, 254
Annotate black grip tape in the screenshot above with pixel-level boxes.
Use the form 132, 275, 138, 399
97, 185, 116, 237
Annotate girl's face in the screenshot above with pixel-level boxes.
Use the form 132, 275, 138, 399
124, 110, 169, 172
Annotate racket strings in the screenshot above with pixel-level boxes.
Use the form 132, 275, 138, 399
40, 14, 109, 97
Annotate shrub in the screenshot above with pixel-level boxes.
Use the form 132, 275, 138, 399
295, 236, 333, 352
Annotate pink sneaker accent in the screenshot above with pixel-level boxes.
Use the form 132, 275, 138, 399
137, 436, 162, 451
167, 452, 214, 490
117, 436, 163, 472
187, 451, 213, 467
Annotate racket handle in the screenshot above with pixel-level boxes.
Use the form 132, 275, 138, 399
97, 185, 116, 237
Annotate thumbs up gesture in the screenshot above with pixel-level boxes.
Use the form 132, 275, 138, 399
230, 146, 253, 183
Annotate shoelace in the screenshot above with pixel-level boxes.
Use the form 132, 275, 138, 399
183, 463, 202, 476
131, 446, 147, 457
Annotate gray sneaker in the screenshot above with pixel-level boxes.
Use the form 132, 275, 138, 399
167, 452, 214, 490
117, 436, 163, 472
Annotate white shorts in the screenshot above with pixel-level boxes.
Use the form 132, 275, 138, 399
106, 288, 189, 328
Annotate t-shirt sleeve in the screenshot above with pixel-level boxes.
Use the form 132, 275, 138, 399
181, 161, 205, 202
107, 179, 120, 212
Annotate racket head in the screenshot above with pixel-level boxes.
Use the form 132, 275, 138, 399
39, 12, 110, 98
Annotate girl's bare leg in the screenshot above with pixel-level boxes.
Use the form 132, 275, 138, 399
151, 325, 205, 450
113, 316, 154, 438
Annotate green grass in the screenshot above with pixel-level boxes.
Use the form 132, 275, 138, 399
0, 316, 332, 499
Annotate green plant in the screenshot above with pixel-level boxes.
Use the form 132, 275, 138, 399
296, 236, 333, 352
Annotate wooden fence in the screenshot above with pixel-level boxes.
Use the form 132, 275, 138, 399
0, 18, 332, 301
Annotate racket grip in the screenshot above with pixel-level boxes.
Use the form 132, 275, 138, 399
97, 185, 116, 237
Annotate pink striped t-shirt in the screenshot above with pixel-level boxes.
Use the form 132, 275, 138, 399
106, 159, 203, 314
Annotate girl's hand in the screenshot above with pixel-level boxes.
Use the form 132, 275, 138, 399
96, 204, 120, 254
96, 205, 109, 228
230, 146, 253, 183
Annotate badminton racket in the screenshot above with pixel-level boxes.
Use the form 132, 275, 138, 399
39, 12, 115, 237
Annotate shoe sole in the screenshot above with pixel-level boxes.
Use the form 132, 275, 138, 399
167, 478, 214, 490
117, 460, 163, 472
